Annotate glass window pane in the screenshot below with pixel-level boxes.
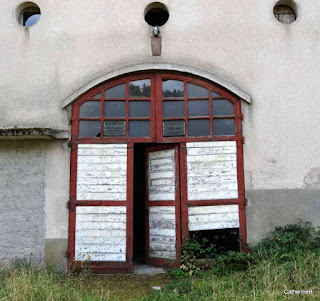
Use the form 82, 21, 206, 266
188, 100, 209, 117
212, 91, 221, 98
129, 121, 150, 137
79, 121, 101, 137
105, 84, 126, 98
188, 120, 210, 137
129, 101, 150, 117
212, 99, 234, 116
104, 121, 126, 137
213, 119, 235, 136
105, 101, 126, 117
187, 83, 208, 97
79, 101, 101, 117
129, 80, 151, 97
162, 80, 184, 98
91, 92, 101, 99
163, 120, 185, 137
163, 101, 184, 117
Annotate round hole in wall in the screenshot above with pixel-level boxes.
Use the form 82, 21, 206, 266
144, 2, 169, 27
273, 1, 297, 24
17, 2, 41, 27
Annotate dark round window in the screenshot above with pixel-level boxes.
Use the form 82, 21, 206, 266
17, 2, 41, 27
144, 2, 169, 27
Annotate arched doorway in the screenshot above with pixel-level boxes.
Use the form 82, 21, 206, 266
67, 71, 246, 273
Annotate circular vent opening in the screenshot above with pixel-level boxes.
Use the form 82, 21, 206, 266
17, 2, 41, 27
144, 2, 169, 27
273, 1, 297, 24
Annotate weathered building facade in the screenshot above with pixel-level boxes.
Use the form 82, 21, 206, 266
0, 0, 319, 272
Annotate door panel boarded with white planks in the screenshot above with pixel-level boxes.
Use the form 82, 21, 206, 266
148, 149, 175, 201
188, 205, 239, 231
77, 144, 127, 201
149, 206, 176, 259
186, 141, 238, 200
75, 206, 126, 261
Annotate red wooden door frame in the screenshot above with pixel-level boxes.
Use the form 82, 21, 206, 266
144, 144, 181, 267
67, 71, 247, 273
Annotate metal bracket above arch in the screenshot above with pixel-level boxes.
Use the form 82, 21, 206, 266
62, 63, 251, 108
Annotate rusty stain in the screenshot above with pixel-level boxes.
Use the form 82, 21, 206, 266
303, 168, 320, 189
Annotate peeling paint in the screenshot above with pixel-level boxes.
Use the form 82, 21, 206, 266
303, 168, 320, 189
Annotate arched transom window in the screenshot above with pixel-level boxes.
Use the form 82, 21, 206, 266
73, 72, 241, 143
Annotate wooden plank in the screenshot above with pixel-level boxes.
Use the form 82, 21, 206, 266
187, 154, 237, 163
75, 252, 126, 262
76, 237, 126, 245
76, 221, 126, 230
149, 220, 175, 229
188, 205, 239, 215
77, 184, 126, 193
78, 144, 127, 149
149, 157, 174, 166
188, 191, 238, 200
149, 170, 175, 179
148, 149, 174, 159
149, 244, 176, 252
77, 170, 126, 178
188, 212, 239, 223
76, 245, 126, 253
149, 236, 176, 244
149, 185, 175, 193
78, 148, 127, 156
76, 214, 126, 222
77, 192, 126, 200
188, 175, 237, 185
78, 156, 127, 163
77, 177, 126, 185
149, 207, 175, 214
149, 163, 177, 172
187, 161, 237, 170
149, 251, 176, 259
75, 229, 126, 238
149, 228, 176, 236
188, 183, 238, 193
77, 163, 127, 171
186, 169, 237, 177
149, 213, 176, 221
189, 220, 239, 231
149, 193, 175, 201
186, 141, 236, 148
187, 146, 236, 156
77, 206, 126, 214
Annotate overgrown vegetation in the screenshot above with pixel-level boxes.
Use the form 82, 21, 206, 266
140, 221, 320, 300
0, 222, 319, 300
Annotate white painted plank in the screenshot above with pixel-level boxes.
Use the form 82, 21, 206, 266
77, 206, 126, 214
78, 156, 127, 163
189, 220, 239, 231
77, 184, 126, 193
75, 253, 126, 262
76, 245, 126, 253
76, 214, 126, 222
150, 220, 175, 229
76, 221, 126, 230
149, 236, 176, 244
188, 175, 237, 185
76, 237, 126, 245
149, 228, 176, 237
187, 161, 237, 171
77, 177, 126, 185
77, 171, 126, 178
150, 244, 176, 252
77, 192, 126, 200
188, 183, 238, 193
149, 158, 174, 166
149, 170, 175, 180
188, 191, 238, 200
149, 185, 175, 193
78, 148, 127, 156
188, 212, 239, 223
149, 207, 175, 214
188, 205, 239, 215
186, 141, 236, 148
78, 144, 127, 149
149, 251, 176, 259
149, 213, 176, 221
187, 146, 236, 156
149, 193, 175, 201
77, 163, 127, 171
76, 229, 126, 238
187, 154, 237, 163
187, 169, 237, 177
148, 149, 174, 159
